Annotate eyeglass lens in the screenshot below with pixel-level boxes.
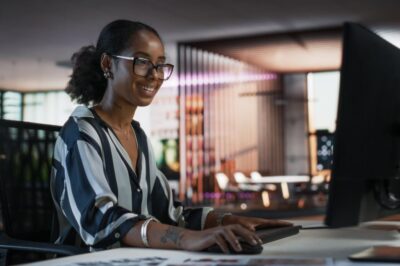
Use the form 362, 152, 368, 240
134, 58, 172, 80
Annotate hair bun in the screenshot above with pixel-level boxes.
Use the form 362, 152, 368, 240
65, 45, 106, 106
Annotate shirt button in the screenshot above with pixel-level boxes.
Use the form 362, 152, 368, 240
137, 188, 141, 192
114, 232, 120, 238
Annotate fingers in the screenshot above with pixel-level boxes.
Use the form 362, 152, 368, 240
279, 220, 293, 226
214, 233, 230, 254
265, 219, 293, 227
242, 223, 256, 232
223, 227, 242, 252
205, 225, 263, 253
252, 218, 293, 229
229, 224, 262, 246
264, 219, 293, 227
235, 216, 292, 231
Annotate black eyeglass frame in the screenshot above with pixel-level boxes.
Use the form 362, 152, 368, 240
112, 55, 174, 81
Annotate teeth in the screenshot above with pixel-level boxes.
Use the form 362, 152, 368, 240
142, 86, 155, 92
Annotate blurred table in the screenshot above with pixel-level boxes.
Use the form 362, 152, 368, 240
21, 220, 400, 266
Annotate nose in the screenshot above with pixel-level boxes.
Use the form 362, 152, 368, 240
146, 67, 158, 80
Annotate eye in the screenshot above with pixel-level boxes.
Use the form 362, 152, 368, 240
135, 58, 150, 66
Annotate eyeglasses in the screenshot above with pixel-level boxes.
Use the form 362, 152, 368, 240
112, 55, 174, 81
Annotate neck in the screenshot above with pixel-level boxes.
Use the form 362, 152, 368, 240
95, 89, 137, 130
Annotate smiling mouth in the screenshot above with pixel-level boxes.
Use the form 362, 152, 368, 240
140, 85, 156, 92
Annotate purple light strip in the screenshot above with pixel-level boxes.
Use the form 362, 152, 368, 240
162, 72, 277, 88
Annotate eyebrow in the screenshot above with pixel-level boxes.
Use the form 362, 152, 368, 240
133, 51, 166, 61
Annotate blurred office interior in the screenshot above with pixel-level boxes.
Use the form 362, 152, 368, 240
1, 0, 400, 220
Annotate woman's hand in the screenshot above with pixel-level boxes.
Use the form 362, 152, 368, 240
179, 224, 262, 253
222, 215, 293, 231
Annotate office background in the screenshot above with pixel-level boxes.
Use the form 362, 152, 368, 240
1, 0, 400, 213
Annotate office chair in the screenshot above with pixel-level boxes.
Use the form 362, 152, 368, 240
0, 119, 86, 264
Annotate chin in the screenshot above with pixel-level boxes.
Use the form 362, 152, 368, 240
136, 98, 154, 107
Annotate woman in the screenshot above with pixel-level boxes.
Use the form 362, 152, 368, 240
51, 19, 291, 253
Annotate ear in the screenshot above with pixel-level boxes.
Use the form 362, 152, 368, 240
100, 53, 112, 72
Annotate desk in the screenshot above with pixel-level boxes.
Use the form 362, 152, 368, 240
250, 176, 310, 184
22, 220, 400, 266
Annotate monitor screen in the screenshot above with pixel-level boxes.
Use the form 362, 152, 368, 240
325, 22, 400, 227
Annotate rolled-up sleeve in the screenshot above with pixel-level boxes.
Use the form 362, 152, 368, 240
155, 170, 213, 230
179, 204, 213, 230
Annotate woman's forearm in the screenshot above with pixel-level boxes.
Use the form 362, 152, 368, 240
122, 220, 186, 249
121, 216, 264, 253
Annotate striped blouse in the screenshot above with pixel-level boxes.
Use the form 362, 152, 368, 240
50, 106, 212, 249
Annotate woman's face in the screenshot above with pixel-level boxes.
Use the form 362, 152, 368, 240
111, 30, 166, 107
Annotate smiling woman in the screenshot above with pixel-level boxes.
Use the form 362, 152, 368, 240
51, 19, 291, 253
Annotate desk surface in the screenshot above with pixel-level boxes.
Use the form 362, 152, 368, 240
22, 220, 400, 266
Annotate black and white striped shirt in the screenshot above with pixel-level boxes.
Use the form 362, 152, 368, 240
50, 106, 212, 249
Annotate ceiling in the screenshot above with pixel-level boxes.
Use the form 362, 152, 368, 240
189, 27, 343, 72
1, 0, 400, 91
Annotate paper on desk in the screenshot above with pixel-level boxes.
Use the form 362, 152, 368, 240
60, 256, 334, 266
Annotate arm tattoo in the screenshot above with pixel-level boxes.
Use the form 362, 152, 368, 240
160, 226, 184, 248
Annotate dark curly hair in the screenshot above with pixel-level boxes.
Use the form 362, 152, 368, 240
65, 20, 161, 106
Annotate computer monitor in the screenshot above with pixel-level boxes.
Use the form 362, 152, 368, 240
325, 22, 400, 227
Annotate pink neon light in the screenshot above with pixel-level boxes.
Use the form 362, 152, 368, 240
164, 72, 276, 88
